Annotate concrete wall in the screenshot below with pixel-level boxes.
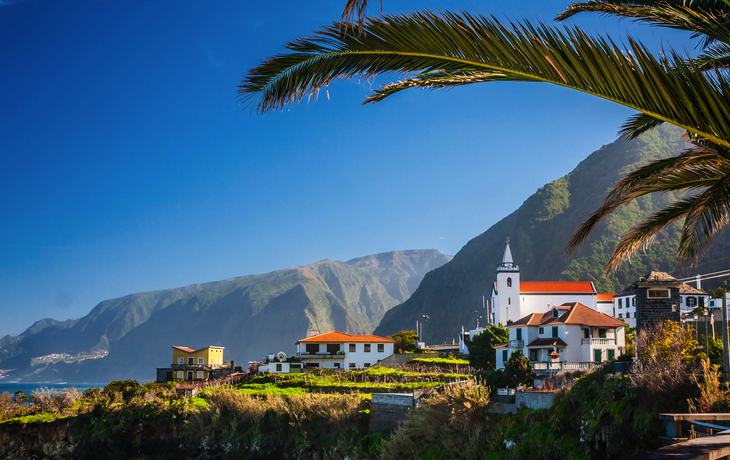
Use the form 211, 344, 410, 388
515, 390, 556, 410
369, 393, 414, 433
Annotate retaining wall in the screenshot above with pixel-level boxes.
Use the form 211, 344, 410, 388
369, 393, 414, 433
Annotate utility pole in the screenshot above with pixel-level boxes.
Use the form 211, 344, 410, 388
722, 280, 730, 384
422, 315, 430, 345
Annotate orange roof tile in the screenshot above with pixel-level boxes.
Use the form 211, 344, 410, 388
520, 281, 596, 294
296, 331, 395, 344
597, 294, 615, 302
172, 346, 195, 353
510, 302, 624, 328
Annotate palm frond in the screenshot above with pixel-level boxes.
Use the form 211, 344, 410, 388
239, 11, 730, 149
604, 198, 696, 273
618, 112, 666, 139
565, 145, 729, 255
694, 42, 730, 69
557, 0, 730, 48
341, 0, 380, 34
676, 173, 730, 264
365, 70, 538, 103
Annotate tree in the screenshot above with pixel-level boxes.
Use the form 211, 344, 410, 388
465, 324, 509, 370
637, 320, 699, 362
387, 330, 419, 353
240, 2, 730, 271
503, 350, 535, 387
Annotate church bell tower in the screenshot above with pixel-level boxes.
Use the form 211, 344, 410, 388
495, 236, 520, 324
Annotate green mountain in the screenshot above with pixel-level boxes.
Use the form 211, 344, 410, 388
374, 125, 730, 343
0, 250, 450, 382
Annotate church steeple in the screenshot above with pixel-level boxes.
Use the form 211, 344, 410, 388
497, 236, 519, 272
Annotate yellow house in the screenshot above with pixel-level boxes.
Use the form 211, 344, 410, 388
171, 345, 225, 381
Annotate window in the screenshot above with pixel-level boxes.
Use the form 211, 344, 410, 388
552, 309, 559, 318
210, 358, 214, 365
516, 328, 522, 340
648, 289, 670, 299
594, 349, 602, 363
539, 327, 544, 334
276, 363, 282, 372
188, 357, 194, 365
197, 371, 204, 379
529, 349, 538, 361
508, 297, 511, 305
626, 312, 630, 318
349, 363, 356, 368
349, 344, 356, 352
618, 298, 622, 309
334, 363, 340, 368
378, 344, 384, 353
632, 297, 636, 307
198, 357, 204, 364
502, 350, 508, 362
507, 277, 512, 287
552, 327, 558, 338
364, 363, 371, 368
306, 344, 320, 354
618, 313, 623, 318
327, 344, 340, 354
687, 297, 697, 307
177, 357, 184, 364
364, 344, 371, 352
584, 329, 589, 339
177, 371, 183, 379
599, 329, 606, 338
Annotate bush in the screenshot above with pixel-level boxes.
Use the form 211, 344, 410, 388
379, 382, 492, 460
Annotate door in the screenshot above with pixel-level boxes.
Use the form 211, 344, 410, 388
608, 350, 615, 361
187, 371, 193, 381
594, 349, 602, 363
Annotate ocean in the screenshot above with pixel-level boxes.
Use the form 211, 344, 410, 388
0, 382, 106, 395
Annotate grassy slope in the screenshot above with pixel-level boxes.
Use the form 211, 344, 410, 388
375, 125, 730, 343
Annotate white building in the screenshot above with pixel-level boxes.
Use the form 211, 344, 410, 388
489, 239, 598, 326
295, 330, 395, 370
496, 302, 626, 370
612, 274, 710, 328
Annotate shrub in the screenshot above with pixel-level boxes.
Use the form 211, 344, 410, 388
380, 382, 492, 460
0, 392, 26, 421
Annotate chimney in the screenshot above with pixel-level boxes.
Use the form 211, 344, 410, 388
309, 328, 319, 337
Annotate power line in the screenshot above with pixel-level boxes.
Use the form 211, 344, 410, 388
677, 269, 730, 282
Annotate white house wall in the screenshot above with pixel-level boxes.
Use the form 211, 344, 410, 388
297, 342, 394, 369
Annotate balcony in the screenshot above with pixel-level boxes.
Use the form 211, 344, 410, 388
531, 361, 602, 374
171, 363, 213, 371
509, 340, 524, 348
581, 338, 616, 346
298, 352, 345, 359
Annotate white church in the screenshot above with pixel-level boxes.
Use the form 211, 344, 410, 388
489, 238, 599, 325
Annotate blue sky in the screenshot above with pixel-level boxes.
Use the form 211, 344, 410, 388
0, 0, 693, 337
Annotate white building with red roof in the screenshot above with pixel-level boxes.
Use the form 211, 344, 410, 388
489, 239, 598, 326
496, 302, 626, 371
294, 329, 395, 370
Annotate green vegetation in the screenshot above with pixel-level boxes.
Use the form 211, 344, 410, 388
503, 351, 535, 387
466, 324, 509, 370
387, 330, 419, 353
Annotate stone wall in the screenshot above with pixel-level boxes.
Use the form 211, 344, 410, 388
516, 390, 556, 410
636, 286, 681, 331
369, 393, 414, 433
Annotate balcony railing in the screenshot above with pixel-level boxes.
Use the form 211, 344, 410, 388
509, 340, 524, 348
298, 352, 345, 359
172, 363, 213, 371
581, 338, 616, 345
531, 362, 602, 373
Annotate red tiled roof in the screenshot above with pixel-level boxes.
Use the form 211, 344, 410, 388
172, 346, 195, 353
510, 302, 624, 328
296, 331, 395, 344
597, 294, 615, 302
527, 338, 568, 348
680, 284, 705, 295
520, 281, 596, 294
493, 342, 509, 349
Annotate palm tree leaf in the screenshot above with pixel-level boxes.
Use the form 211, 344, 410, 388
557, 1, 730, 48
365, 70, 539, 103
341, 0, 380, 34
676, 173, 730, 264
605, 197, 696, 273
694, 42, 730, 69
565, 146, 728, 255
240, 11, 730, 149
619, 112, 666, 139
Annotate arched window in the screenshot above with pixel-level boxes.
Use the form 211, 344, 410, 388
507, 277, 512, 287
